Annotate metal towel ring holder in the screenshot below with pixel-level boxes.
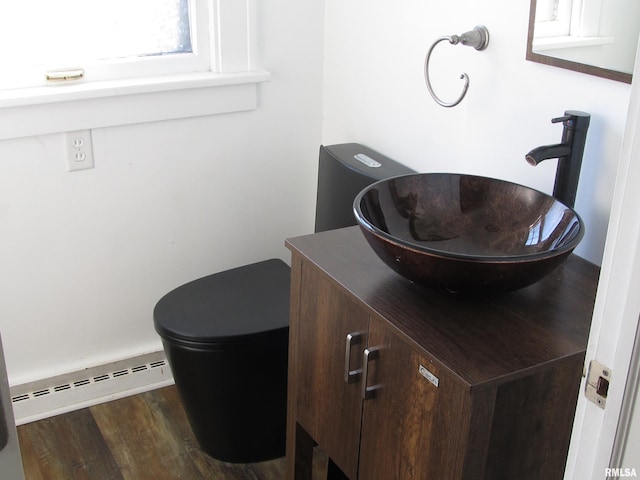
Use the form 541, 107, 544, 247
424, 25, 489, 108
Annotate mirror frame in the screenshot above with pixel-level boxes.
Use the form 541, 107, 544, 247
526, 0, 632, 84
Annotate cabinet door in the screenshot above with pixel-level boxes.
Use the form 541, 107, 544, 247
358, 315, 472, 480
295, 265, 369, 480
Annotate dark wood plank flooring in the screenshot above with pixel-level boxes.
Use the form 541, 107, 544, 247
18, 385, 325, 479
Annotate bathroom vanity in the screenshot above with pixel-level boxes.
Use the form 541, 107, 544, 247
285, 226, 599, 480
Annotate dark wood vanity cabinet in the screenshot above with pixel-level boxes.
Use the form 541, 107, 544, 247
358, 314, 474, 479
294, 264, 368, 479
285, 227, 599, 480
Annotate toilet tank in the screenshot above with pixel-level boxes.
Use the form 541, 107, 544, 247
315, 143, 416, 232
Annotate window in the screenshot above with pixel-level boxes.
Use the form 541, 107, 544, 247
532, 0, 613, 52
0, 0, 270, 140
0, 0, 207, 90
534, 0, 574, 38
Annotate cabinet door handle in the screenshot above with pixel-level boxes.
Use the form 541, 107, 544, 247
344, 331, 365, 384
362, 346, 382, 400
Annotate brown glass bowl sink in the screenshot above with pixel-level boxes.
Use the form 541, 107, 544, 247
353, 173, 584, 293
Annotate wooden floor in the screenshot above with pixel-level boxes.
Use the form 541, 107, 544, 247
17, 385, 324, 479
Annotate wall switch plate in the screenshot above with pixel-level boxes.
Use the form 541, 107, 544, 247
65, 130, 94, 171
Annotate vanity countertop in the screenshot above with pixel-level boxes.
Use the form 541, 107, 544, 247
286, 226, 600, 389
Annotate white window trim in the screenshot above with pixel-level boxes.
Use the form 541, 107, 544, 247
533, 35, 614, 52
0, 0, 270, 141
569, 0, 603, 37
533, 0, 612, 52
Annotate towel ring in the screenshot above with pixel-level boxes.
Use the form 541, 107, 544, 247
424, 25, 489, 108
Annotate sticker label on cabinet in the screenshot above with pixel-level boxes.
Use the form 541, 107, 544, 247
419, 364, 439, 387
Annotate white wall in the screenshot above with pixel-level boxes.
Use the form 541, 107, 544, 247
322, 0, 631, 266
0, 0, 324, 385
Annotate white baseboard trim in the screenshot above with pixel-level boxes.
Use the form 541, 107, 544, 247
10, 350, 174, 425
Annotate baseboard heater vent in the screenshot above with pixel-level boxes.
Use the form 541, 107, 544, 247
10, 350, 174, 425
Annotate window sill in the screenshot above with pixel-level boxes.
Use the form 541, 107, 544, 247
533, 36, 615, 52
0, 70, 270, 140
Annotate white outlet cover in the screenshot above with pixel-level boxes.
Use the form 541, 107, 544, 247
65, 130, 94, 172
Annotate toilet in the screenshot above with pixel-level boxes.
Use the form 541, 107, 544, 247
153, 143, 414, 463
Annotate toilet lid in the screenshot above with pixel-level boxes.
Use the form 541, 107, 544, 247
153, 259, 290, 344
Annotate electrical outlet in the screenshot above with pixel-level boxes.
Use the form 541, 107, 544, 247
65, 130, 94, 171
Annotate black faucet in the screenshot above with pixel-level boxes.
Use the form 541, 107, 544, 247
525, 110, 591, 208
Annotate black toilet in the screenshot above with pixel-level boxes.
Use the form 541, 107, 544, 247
153, 143, 414, 462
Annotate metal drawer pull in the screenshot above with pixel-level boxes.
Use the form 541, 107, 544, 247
344, 331, 364, 384
362, 346, 382, 400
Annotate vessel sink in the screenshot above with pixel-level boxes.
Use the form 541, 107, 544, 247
353, 173, 584, 293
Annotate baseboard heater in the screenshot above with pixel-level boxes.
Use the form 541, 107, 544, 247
10, 350, 174, 425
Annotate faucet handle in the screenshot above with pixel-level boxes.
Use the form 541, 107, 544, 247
552, 114, 573, 124
552, 111, 591, 130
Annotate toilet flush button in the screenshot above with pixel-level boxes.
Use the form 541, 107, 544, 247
354, 154, 382, 168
